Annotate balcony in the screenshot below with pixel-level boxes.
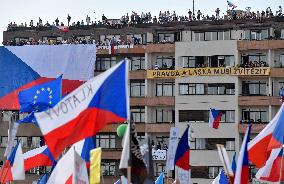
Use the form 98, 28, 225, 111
238, 96, 282, 106
129, 70, 147, 79
238, 40, 284, 51
97, 45, 145, 55
130, 96, 175, 106
239, 123, 267, 134
145, 43, 175, 53
100, 123, 173, 133
191, 150, 235, 166
0, 121, 42, 136
270, 68, 284, 77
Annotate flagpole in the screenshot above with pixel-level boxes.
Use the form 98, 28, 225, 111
279, 145, 284, 184
127, 117, 133, 184
216, 144, 233, 184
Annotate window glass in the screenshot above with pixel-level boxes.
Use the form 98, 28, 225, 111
218, 32, 224, 40
212, 32, 218, 40
205, 32, 211, 41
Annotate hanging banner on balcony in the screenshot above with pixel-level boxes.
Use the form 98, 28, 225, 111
147, 67, 270, 78
152, 149, 167, 160
166, 127, 179, 171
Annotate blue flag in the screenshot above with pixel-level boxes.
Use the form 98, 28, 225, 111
18, 76, 62, 113
231, 152, 237, 174
155, 172, 164, 184
37, 173, 48, 184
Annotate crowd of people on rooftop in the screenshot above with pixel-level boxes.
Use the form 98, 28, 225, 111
6, 5, 283, 31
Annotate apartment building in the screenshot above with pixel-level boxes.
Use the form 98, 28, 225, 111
2, 17, 284, 183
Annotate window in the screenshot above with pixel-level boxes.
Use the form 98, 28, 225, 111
137, 133, 145, 142
179, 83, 234, 95
130, 80, 145, 97
154, 163, 166, 177
250, 30, 268, 40
156, 109, 173, 123
180, 56, 196, 68
100, 34, 121, 43
129, 57, 145, 70
242, 81, 267, 96
242, 109, 268, 123
281, 29, 284, 39
179, 83, 205, 95
156, 136, 169, 150
179, 110, 208, 122
158, 33, 180, 43
102, 161, 116, 176
131, 107, 145, 123
95, 57, 117, 71
194, 32, 205, 41
209, 167, 223, 179
31, 137, 41, 148
196, 138, 206, 149
226, 140, 235, 151
225, 111, 235, 123
207, 83, 235, 95
18, 137, 28, 148
156, 82, 174, 96
0, 136, 8, 147
96, 134, 116, 149
156, 56, 175, 70
127, 34, 146, 45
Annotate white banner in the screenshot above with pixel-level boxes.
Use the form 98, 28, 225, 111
166, 127, 179, 171
152, 149, 167, 160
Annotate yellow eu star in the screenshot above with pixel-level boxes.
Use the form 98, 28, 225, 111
41, 88, 45, 91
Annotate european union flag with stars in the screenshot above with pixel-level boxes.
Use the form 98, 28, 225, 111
18, 76, 62, 113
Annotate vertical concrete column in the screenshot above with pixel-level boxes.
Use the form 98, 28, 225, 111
235, 77, 241, 153
268, 77, 273, 96
235, 41, 240, 66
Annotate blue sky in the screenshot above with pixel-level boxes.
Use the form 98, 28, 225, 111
0, 0, 283, 45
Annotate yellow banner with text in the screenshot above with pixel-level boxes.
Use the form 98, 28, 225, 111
147, 67, 270, 79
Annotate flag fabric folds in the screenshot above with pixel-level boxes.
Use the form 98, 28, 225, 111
209, 108, 223, 129
119, 121, 148, 183
37, 173, 48, 184
114, 179, 121, 184
0, 142, 25, 182
231, 152, 237, 174
18, 76, 62, 113
35, 60, 129, 159
47, 148, 89, 184
0, 45, 96, 110
175, 127, 190, 170
23, 145, 55, 171
52, 25, 69, 32
234, 124, 252, 184
227, 0, 237, 9
166, 127, 179, 171
90, 147, 102, 184
248, 103, 284, 167
72, 137, 96, 167
212, 169, 229, 184
155, 172, 164, 184
255, 148, 284, 182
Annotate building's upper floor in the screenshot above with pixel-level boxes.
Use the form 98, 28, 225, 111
3, 18, 284, 46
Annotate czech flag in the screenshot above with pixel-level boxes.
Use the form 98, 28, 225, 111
71, 137, 96, 168
174, 127, 190, 170
0, 142, 25, 182
209, 108, 223, 129
35, 60, 129, 159
0, 45, 96, 110
23, 145, 55, 171
52, 25, 69, 33
255, 148, 284, 182
234, 124, 251, 184
248, 104, 284, 168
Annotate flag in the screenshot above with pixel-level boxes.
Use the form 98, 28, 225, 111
216, 144, 234, 177
90, 147, 102, 184
234, 124, 252, 184
0, 142, 25, 182
209, 108, 223, 129
227, 0, 237, 9
109, 43, 115, 55
119, 120, 148, 183
166, 127, 179, 171
47, 148, 89, 184
231, 152, 237, 174
35, 60, 129, 159
52, 25, 69, 33
212, 169, 229, 184
72, 137, 96, 168
255, 148, 284, 182
114, 179, 121, 184
37, 173, 48, 184
175, 127, 190, 170
0, 45, 96, 110
141, 136, 155, 182
248, 103, 284, 167
155, 172, 164, 184
268, 108, 284, 150
23, 145, 55, 171
279, 87, 284, 102
121, 175, 128, 184
18, 75, 62, 113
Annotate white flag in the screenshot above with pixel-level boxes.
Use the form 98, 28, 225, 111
166, 127, 179, 171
